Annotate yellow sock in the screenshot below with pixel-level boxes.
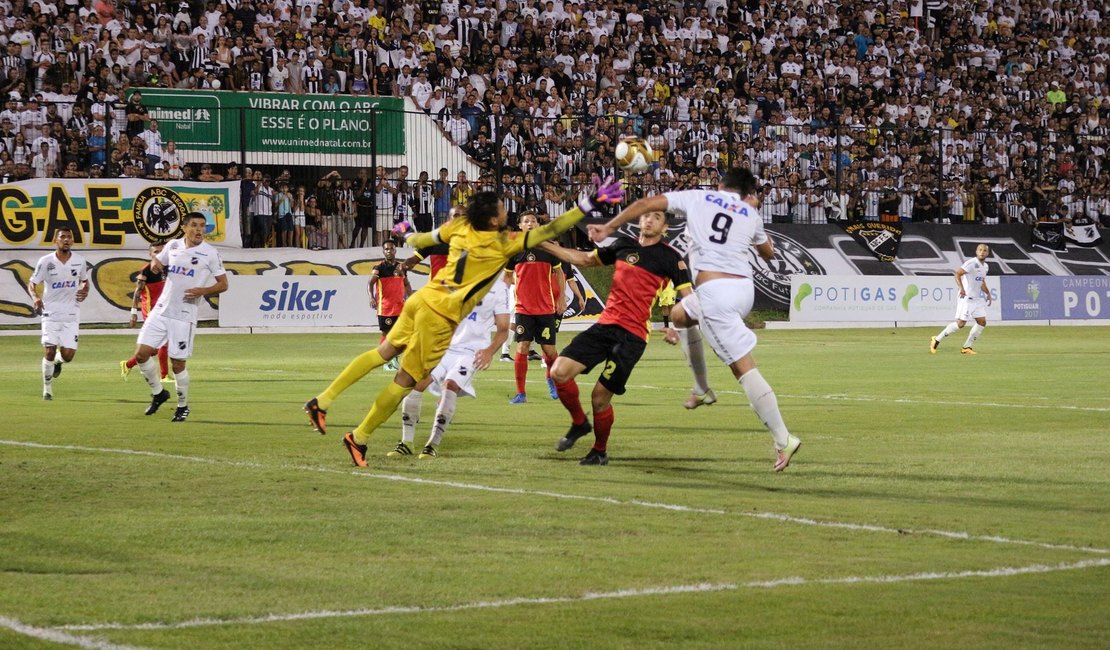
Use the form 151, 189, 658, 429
352, 381, 412, 444
317, 349, 386, 410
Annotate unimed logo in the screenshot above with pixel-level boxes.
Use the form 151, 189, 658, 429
259, 281, 337, 320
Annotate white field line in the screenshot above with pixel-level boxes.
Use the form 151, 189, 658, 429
56, 558, 1110, 632
0, 616, 147, 649
3, 440, 1107, 557
175, 371, 1110, 412
484, 377, 1110, 412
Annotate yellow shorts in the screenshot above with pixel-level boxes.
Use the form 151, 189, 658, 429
386, 293, 457, 380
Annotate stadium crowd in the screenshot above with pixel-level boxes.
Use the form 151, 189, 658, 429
1, 0, 1108, 248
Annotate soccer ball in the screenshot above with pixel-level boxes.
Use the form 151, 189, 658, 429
615, 137, 654, 174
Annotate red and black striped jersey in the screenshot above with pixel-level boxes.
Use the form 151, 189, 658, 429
372, 260, 407, 316
138, 263, 167, 316
507, 248, 561, 315
595, 238, 691, 341
416, 243, 450, 280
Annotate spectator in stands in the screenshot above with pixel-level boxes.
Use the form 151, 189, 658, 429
124, 90, 148, 138
433, 167, 452, 226
250, 172, 274, 248
138, 119, 163, 173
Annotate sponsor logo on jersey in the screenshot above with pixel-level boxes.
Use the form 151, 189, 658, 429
167, 265, 196, 277
50, 280, 78, 289
133, 187, 189, 244
704, 194, 749, 215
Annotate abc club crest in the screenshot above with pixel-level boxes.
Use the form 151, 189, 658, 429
133, 187, 189, 244
749, 232, 824, 305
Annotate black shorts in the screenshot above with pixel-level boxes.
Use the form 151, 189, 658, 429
514, 313, 557, 344
559, 323, 646, 395
356, 206, 375, 228
553, 315, 563, 333
378, 314, 398, 334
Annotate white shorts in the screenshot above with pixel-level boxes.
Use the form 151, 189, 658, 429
376, 208, 394, 231
293, 213, 306, 227
695, 278, 758, 366
137, 313, 196, 359
955, 298, 987, 321
427, 350, 477, 398
41, 320, 79, 349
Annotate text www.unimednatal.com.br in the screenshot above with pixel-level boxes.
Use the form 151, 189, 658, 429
261, 137, 374, 148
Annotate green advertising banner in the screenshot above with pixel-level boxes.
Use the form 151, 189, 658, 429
128, 90, 405, 165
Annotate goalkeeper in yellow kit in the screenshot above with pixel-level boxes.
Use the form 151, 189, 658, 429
304, 181, 625, 466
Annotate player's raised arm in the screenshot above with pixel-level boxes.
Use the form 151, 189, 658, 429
536, 241, 602, 268
528, 176, 625, 248
588, 194, 668, 243
400, 252, 422, 271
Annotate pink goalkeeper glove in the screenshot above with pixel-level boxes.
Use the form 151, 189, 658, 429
391, 219, 414, 241
577, 175, 624, 213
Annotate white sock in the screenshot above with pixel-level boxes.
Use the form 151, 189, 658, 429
679, 326, 710, 395
401, 390, 423, 444
739, 368, 790, 450
501, 341, 510, 355
963, 324, 984, 348
174, 369, 189, 407
138, 358, 161, 393
936, 322, 959, 340
428, 390, 457, 447
42, 358, 54, 387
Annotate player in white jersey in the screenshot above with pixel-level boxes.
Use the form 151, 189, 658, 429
930, 244, 992, 355
26, 226, 89, 400
129, 213, 228, 421
588, 169, 801, 472
388, 276, 512, 458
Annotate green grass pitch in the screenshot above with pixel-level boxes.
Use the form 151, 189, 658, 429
1, 326, 1108, 649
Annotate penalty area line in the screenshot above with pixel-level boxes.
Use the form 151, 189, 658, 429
2, 439, 1107, 557
56, 558, 1110, 632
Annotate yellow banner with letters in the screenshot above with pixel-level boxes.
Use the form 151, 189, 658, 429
0, 247, 607, 326
0, 179, 241, 249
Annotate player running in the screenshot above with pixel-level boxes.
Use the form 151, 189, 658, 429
128, 213, 228, 422
388, 275, 511, 459
930, 243, 992, 355
26, 226, 89, 400
120, 243, 170, 382
589, 169, 802, 472
541, 211, 692, 465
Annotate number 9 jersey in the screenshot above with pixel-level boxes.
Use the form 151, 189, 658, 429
664, 190, 768, 278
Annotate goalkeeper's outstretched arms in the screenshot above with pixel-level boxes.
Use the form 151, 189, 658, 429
524, 176, 625, 248
587, 194, 668, 243
392, 176, 624, 251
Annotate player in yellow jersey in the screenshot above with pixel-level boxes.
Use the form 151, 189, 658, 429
304, 180, 625, 466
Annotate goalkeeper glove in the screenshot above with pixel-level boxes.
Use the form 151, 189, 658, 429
577, 175, 624, 214
391, 219, 415, 243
